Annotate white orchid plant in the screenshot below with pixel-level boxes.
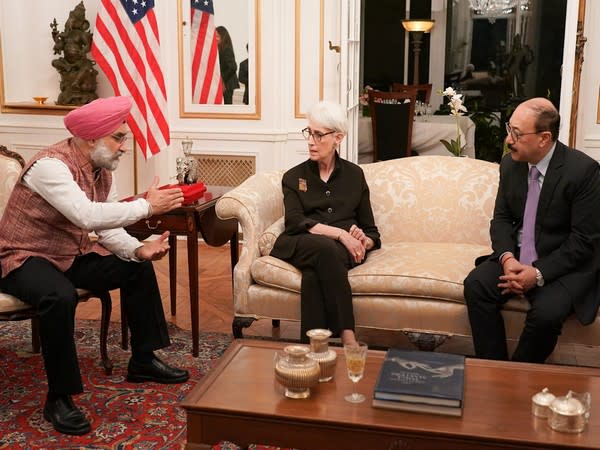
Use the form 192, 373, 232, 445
440, 87, 468, 156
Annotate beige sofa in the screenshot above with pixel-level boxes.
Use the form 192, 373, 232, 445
216, 155, 600, 350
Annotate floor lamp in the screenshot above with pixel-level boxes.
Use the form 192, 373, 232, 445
401, 19, 435, 84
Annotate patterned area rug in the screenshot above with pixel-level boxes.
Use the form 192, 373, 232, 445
0, 319, 232, 449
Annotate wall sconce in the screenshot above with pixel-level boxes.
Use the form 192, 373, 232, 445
401, 19, 435, 84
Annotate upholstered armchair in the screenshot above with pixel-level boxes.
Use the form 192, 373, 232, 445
0, 146, 115, 375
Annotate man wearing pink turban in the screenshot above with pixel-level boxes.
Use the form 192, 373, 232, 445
0, 96, 188, 436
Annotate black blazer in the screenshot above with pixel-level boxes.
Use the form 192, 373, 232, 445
270, 154, 381, 260
486, 141, 600, 324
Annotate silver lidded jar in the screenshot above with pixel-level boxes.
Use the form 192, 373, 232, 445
306, 328, 337, 382
274, 345, 320, 399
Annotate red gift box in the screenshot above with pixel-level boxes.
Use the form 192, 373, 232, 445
121, 182, 207, 205
161, 182, 207, 204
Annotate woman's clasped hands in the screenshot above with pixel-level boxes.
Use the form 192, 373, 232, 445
341, 224, 368, 263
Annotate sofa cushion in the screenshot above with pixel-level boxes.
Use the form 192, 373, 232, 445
258, 217, 284, 257
251, 242, 491, 303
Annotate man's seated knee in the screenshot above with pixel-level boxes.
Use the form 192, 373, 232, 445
38, 287, 79, 314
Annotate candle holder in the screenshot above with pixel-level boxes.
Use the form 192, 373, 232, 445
176, 137, 200, 184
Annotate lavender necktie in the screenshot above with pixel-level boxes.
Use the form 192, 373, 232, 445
520, 166, 541, 265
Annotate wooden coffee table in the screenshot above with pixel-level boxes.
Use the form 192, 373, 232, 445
181, 340, 600, 449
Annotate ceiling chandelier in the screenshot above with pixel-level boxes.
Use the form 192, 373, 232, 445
468, 0, 517, 19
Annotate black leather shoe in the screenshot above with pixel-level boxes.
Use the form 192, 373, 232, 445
127, 356, 189, 384
43, 395, 91, 435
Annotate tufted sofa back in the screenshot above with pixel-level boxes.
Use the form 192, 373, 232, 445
362, 156, 499, 246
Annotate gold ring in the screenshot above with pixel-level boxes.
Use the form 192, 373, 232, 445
356, 252, 361, 256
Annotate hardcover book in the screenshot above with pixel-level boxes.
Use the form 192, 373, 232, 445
373, 348, 465, 408
372, 398, 463, 417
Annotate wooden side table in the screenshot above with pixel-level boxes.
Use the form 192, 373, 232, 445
125, 185, 238, 356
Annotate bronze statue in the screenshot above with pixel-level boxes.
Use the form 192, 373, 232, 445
51, 2, 98, 105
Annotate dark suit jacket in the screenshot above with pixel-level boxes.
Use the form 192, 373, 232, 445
218, 46, 239, 95
238, 58, 248, 105
486, 141, 600, 324
270, 154, 381, 260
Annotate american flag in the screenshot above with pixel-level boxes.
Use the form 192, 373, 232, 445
190, 0, 223, 104
91, 0, 170, 158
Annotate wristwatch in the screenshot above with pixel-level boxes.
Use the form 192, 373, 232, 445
535, 268, 545, 287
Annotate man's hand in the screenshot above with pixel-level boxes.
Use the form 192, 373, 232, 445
498, 258, 537, 295
135, 231, 171, 261
145, 176, 184, 215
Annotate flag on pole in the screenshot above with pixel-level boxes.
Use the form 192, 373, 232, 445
190, 0, 223, 104
91, 0, 170, 159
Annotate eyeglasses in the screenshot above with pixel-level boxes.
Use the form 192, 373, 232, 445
505, 122, 545, 142
110, 133, 128, 145
302, 127, 335, 143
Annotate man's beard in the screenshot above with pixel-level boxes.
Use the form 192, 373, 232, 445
90, 141, 123, 171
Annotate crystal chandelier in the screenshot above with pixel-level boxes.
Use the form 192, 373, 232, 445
468, 0, 517, 19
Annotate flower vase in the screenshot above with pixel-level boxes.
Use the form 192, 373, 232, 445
306, 329, 337, 382
362, 105, 370, 117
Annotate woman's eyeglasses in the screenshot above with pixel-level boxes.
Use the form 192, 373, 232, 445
301, 127, 335, 143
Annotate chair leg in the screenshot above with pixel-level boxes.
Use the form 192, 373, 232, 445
98, 292, 114, 375
31, 317, 41, 353
120, 300, 128, 350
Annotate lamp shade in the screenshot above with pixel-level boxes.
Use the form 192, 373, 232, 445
401, 19, 435, 33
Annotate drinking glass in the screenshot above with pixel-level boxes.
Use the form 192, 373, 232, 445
424, 103, 433, 122
344, 342, 368, 403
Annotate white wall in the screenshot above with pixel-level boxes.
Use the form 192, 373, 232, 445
575, 0, 600, 158
0, 0, 596, 200
0, 0, 344, 197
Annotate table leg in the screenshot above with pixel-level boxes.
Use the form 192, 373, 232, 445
169, 234, 177, 316
188, 231, 200, 357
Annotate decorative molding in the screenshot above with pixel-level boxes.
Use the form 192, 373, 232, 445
177, 0, 261, 119
569, 0, 587, 146
294, 0, 324, 118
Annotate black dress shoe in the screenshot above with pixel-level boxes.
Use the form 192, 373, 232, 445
127, 356, 189, 384
43, 395, 91, 435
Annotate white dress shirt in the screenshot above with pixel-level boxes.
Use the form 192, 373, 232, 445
23, 157, 151, 261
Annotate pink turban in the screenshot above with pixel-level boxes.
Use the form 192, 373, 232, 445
64, 96, 133, 140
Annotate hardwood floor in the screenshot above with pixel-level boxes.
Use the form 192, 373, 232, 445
76, 239, 600, 368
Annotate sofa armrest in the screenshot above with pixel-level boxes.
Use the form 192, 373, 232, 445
215, 171, 284, 315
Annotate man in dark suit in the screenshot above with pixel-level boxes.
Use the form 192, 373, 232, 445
464, 97, 600, 363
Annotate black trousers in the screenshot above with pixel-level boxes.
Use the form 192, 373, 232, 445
223, 89, 233, 105
283, 234, 357, 343
464, 259, 573, 363
0, 253, 170, 394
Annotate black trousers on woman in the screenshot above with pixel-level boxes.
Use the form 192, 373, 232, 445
0, 253, 170, 395
282, 234, 357, 343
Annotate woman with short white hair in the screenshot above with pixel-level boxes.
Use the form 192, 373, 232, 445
270, 101, 381, 345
